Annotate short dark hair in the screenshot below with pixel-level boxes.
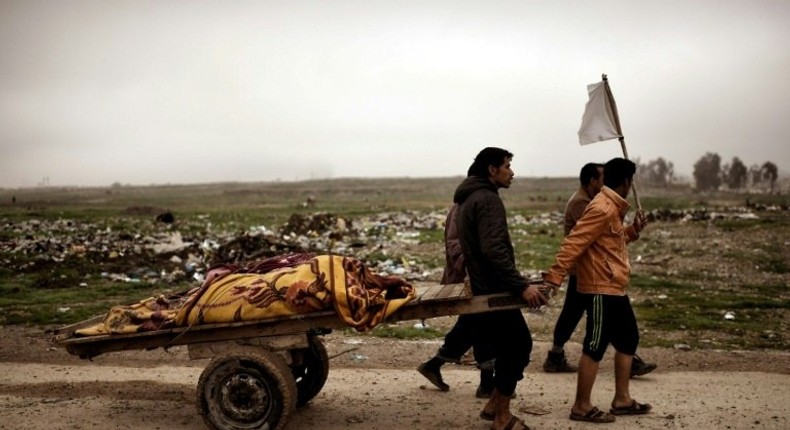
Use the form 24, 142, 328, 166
603, 158, 637, 188
579, 163, 604, 186
467, 147, 513, 178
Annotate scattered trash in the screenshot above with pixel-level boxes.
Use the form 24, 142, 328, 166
724, 311, 736, 321
761, 330, 777, 339
518, 404, 552, 416
674, 343, 692, 351
350, 352, 368, 362
2, 206, 786, 297
150, 231, 190, 254
199, 238, 220, 252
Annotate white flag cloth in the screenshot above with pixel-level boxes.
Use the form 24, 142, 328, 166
578, 81, 622, 145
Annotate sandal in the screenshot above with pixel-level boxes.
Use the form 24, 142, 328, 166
491, 415, 530, 430
610, 399, 652, 415
569, 406, 616, 423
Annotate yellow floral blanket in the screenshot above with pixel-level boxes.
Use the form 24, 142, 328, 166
75, 255, 416, 336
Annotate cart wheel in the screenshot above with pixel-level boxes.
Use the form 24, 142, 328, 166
197, 348, 297, 430
291, 337, 330, 406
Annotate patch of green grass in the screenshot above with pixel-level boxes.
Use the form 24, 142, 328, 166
762, 257, 790, 274
631, 274, 789, 348
512, 223, 563, 270
418, 228, 444, 245
749, 242, 790, 274
0, 276, 189, 325
713, 218, 764, 231
414, 253, 445, 270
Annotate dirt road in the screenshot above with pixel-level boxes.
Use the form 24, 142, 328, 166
1, 326, 789, 430
1, 362, 788, 430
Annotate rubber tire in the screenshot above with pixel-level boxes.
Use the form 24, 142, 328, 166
291, 337, 330, 407
196, 348, 297, 430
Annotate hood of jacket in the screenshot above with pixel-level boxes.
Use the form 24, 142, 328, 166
453, 176, 497, 205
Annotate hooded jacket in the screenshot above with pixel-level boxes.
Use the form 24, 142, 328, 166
543, 186, 639, 296
453, 176, 526, 296
440, 203, 466, 284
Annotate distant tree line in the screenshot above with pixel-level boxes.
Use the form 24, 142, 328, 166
633, 157, 674, 187
693, 152, 778, 193
632, 154, 779, 193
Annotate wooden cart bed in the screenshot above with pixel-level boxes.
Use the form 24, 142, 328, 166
53, 282, 527, 359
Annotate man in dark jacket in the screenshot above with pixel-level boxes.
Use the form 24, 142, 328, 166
455, 147, 548, 430
417, 203, 497, 398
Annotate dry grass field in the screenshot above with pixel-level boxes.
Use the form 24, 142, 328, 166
1, 176, 788, 351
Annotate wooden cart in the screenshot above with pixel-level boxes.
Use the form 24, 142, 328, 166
53, 282, 532, 430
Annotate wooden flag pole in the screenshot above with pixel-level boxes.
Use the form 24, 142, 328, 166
602, 74, 642, 211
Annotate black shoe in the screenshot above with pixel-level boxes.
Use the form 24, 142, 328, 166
417, 362, 449, 391
543, 350, 578, 373
630, 354, 657, 377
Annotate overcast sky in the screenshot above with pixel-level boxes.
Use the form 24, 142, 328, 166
2, 0, 789, 188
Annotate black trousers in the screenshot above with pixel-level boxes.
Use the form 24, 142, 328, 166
437, 314, 495, 365
583, 294, 639, 361
551, 275, 590, 347
460, 309, 532, 396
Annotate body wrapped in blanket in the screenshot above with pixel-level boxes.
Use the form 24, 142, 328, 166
75, 254, 416, 336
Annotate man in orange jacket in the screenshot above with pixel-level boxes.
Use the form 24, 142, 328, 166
543, 162, 656, 378
542, 157, 652, 424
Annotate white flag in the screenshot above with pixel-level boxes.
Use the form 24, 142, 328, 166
578, 80, 622, 145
